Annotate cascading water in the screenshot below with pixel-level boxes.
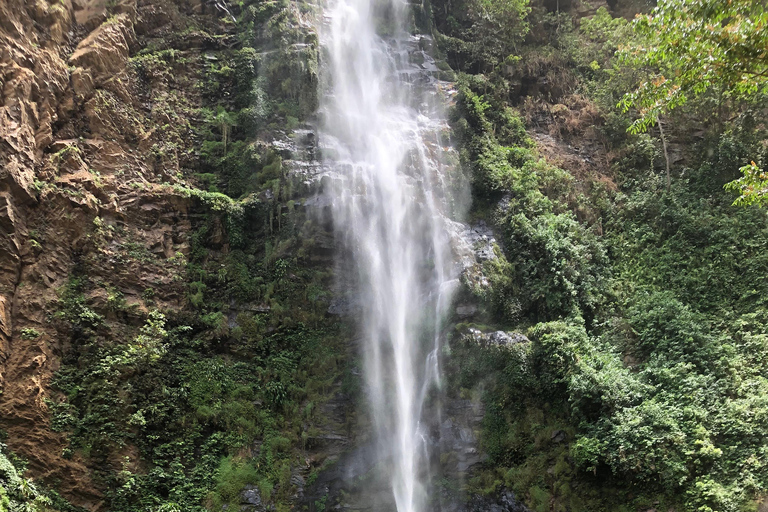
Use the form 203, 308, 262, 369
319, 0, 461, 509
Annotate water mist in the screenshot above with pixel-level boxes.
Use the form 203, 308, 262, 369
319, 0, 460, 509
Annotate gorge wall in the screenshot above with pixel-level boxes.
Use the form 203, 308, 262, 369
0, 0, 331, 507
3, 0, 768, 511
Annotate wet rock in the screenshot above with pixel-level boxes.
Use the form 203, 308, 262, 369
302, 193, 332, 209
466, 328, 529, 347
455, 303, 477, 318
487, 330, 529, 346
460, 221, 497, 262
271, 137, 296, 159
453, 220, 499, 297
435, 399, 486, 480
440, 489, 530, 512
466, 490, 531, 512
551, 430, 566, 443
290, 470, 305, 500
327, 295, 360, 316
240, 485, 265, 511
498, 194, 513, 214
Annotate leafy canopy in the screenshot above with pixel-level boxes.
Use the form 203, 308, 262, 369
724, 161, 768, 206
467, 0, 530, 69
619, 0, 768, 133
619, 0, 768, 205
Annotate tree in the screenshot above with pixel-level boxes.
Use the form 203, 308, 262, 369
434, 0, 530, 72
211, 107, 238, 154
618, 0, 768, 203
467, 0, 530, 70
619, 0, 768, 134
124, 310, 168, 368
723, 161, 768, 206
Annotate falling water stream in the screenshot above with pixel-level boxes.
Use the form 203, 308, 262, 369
319, 0, 460, 509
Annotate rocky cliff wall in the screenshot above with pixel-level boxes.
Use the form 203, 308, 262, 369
0, 0, 255, 506
0, 0, 524, 509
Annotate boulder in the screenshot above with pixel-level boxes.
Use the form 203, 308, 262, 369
240, 485, 264, 511
69, 14, 134, 80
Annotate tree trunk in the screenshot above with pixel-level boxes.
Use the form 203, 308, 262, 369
658, 116, 671, 192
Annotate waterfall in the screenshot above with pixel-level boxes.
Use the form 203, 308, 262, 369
319, 0, 460, 509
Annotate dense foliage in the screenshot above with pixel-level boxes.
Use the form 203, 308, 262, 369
617, 0, 768, 204
619, 0, 768, 133
452, 76, 607, 324
441, 1, 768, 510
45, 0, 342, 511
432, 0, 530, 72
39, 0, 768, 511
0, 444, 65, 512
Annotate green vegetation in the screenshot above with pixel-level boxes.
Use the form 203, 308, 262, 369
452, 77, 607, 323
45, 0, 339, 511
615, 0, 768, 206
438, 0, 768, 510
618, 0, 768, 134
20, 328, 41, 340
0, 443, 63, 512
434, 0, 530, 72
51, 220, 345, 512
37, 0, 768, 511
725, 161, 768, 207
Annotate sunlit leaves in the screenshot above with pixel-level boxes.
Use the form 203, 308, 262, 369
468, 0, 530, 68
619, 0, 768, 133
724, 161, 768, 206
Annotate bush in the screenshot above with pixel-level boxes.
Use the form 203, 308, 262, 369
208, 456, 260, 508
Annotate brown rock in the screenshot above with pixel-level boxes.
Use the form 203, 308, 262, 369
71, 66, 95, 100
69, 14, 134, 79
0, 294, 11, 340
72, 0, 108, 26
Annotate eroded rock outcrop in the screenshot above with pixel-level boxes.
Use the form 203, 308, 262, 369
0, 0, 212, 506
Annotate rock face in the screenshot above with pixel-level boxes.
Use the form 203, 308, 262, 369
463, 490, 530, 512
299, 392, 531, 511
240, 485, 265, 511
0, 0, 525, 510
460, 221, 498, 262
297, 218, 530, 510
466, 328, 530, 347
436, 399, 486, 475
0, 0, 230, 506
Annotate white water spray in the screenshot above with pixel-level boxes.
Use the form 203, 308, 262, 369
319, 0, 459, 509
